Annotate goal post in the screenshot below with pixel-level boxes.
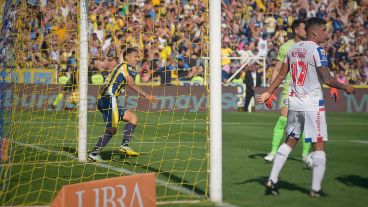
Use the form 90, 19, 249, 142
225, 57, 267, 87
209, 0, 223, 203
78, 0, 88, 162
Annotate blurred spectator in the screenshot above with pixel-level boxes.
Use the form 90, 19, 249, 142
139, 59, 152, 82
336, 69, 348, 84
221, 40, 234, 82
13, 0, 368, 86
244, 63, 262, 112
256, 33, 268, 58
191, 73, 204, 86
159, 57, 175, 85
177, 56, 190, 81
357, 74, 368, 85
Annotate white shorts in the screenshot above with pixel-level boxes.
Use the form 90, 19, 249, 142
286, 110, 328, 143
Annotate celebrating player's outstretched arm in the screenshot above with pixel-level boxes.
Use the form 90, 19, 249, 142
126, 75, 157, 103
316, 66, 355, 94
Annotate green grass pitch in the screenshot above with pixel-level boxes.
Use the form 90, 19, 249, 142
1, 111, 367, 207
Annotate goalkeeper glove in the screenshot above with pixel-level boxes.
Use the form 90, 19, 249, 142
330, 87, 339, 102
265, 93, 277, 110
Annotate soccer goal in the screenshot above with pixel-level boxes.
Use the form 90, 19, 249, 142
222, 56, 267, 113
0, 0, 223, 205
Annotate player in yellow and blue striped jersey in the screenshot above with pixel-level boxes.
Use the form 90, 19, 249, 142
88, 48, 156, 162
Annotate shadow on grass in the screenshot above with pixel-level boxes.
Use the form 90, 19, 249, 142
60, 147, 123, 160
248, 153, 268, 160
61, 146, 77, 155
248, 153, 305, 164
84, 150, 206, 196
135, 163, 206, 196
336, 175, 368, 189
235, 176, 310, 195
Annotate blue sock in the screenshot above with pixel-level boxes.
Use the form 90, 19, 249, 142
122, 123, 136, 146
91, 132, 113, 155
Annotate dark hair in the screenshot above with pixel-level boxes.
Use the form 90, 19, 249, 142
287, 32, 294, 39
291, 19, 304, 34
305, 17, 326, 32
123, 48, 138, 58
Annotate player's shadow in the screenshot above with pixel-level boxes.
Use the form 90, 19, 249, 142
248, 153, 303, 164
248, 153, 268, 160
100, 150, 151, 161
336, 175, 368, 189
61, 147, 77, 156
98, 150, 206, 196
100, 150, 123, 160
134, 164, 206, 196
59, 147, 143, 162
235, 176, 309, 194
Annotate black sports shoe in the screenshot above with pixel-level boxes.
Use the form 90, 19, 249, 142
64, 105, 77, 110
50, 104, 56, 110
265, 180, 279, 195
310, 189, 326, 197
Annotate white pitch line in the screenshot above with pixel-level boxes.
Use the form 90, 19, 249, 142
157, 200, 202, 205
216, 202, 240, 207
15, 142, 78, 159
0, 160, 72, 167
13, 142, 204, 199
156, 200, 240, 207
350, 140, 368, 144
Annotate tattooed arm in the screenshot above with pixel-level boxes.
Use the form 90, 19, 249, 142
317, 66, 355, 94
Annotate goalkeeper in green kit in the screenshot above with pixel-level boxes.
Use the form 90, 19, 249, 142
264, 20, 312, 162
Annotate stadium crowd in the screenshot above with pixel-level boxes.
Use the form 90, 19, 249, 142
13, 0, 368, 86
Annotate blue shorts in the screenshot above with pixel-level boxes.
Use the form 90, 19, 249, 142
97, 96, 127, 128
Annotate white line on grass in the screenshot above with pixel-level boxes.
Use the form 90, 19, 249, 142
0, 160, 72, 167
350, 140, 368, 144
156, 200, 239, 207
157, 200, 203, 205
14, 141, 204, 199
216, 202, 240, 207
15, 142, 78, 159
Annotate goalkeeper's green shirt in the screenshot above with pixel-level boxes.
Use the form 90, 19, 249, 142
276, 39, 295, 89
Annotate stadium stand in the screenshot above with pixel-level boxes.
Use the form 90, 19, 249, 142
12, 0, 368, 86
